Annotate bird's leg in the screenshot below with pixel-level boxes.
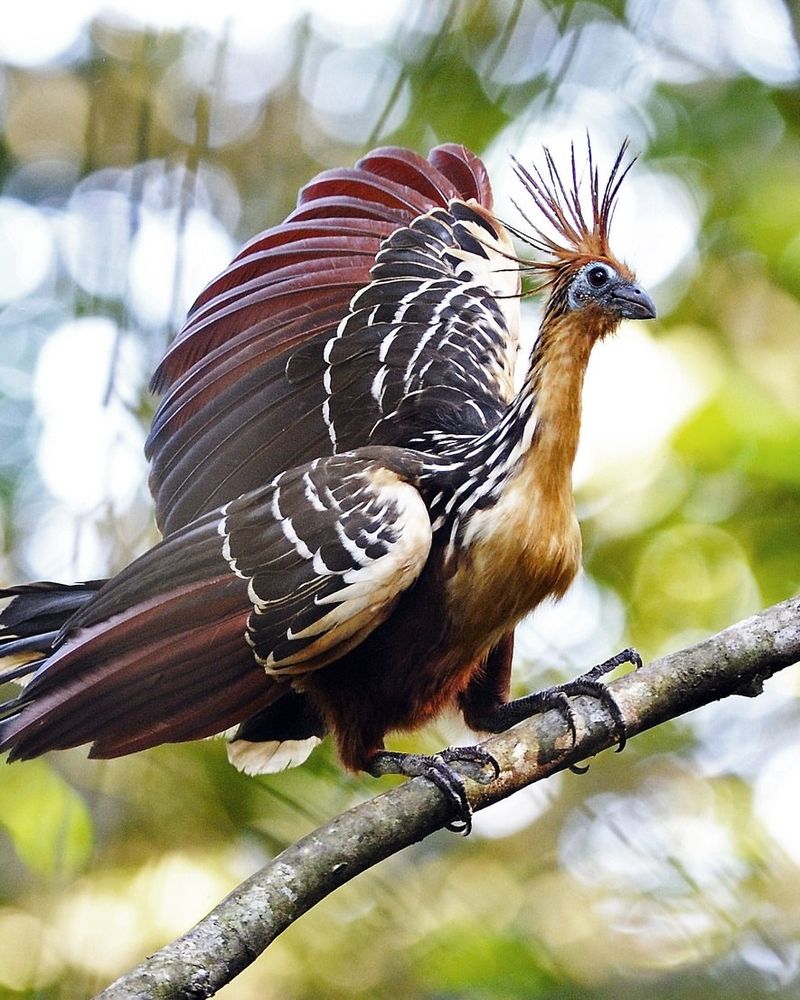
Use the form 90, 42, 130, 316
462, 647, 642, 753
367, 745, 500, 835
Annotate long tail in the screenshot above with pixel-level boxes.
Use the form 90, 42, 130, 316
0, 510, 281, 762
0, 581, 106, 681
0, 577, 326, 773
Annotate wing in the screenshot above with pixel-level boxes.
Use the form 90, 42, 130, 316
317, 201, 521, 453
0, 450, 431, 760
147, 147, 521, 534
223, 452, 432, 674
149, 144, 492, 395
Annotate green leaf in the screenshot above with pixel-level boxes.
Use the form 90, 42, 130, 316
0, 761, 93, 876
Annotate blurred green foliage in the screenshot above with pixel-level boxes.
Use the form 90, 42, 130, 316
0, 1, 799, 997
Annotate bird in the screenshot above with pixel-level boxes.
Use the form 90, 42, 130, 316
0, 140, 655, 833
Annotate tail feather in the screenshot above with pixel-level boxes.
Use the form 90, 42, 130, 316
0, 581, 106, 683
0, 581, 105, 636
226, 691, 327, 775
0, 580, 278, 761
0, 514, 281, 762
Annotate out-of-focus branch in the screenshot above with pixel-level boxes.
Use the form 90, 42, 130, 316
96, 596, 800, 1000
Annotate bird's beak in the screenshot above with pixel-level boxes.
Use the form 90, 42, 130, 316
610, 281, 657, 320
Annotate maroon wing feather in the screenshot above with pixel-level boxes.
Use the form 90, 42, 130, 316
151, 146, 483, 397
356, 146, 461, 203
428, 143, 493, 207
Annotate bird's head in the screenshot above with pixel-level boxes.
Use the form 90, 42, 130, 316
509, 139, 656, 336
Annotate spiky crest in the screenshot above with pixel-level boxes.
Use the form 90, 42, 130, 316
504, 137, 634, 281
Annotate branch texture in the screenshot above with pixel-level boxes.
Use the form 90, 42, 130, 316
96, 596, 800, 1000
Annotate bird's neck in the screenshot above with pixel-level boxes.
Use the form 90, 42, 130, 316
510, 310, 596, 487
430, 310, 597, 515
433, 310, 601, 649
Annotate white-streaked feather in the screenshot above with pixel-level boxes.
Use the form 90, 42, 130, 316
227, 461, 433, 676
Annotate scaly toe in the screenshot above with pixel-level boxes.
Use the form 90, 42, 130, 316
440, 744, 500, 783
425, 758, 474, 834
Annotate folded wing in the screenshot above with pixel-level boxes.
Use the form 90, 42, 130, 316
0, 450, 431, 760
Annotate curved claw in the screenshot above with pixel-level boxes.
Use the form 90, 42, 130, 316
367, 745, 501, 835
527, 647, 640, 755
585, 647, 642, 680
425, 759, 473, 834
578, 646, 642, 751
548, 691, 577, 746
558, 676, 628, 752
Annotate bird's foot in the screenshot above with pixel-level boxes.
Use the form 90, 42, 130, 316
540, 647, 641, 754
368, 745, 500, 835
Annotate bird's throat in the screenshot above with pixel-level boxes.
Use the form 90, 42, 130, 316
522, 311, 595, 486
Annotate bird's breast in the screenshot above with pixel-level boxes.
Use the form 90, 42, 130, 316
442, 469, 582, 656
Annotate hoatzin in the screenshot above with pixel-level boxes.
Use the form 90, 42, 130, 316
0, 141, 655, 832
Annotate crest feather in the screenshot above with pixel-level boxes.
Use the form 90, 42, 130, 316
508, 137, 634, 269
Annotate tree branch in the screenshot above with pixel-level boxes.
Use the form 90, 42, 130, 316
96, 596, 800, 1000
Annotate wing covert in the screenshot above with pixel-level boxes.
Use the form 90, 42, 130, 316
221, 453, 432, 674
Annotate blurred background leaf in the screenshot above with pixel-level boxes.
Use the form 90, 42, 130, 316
0, 1, 799, 997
